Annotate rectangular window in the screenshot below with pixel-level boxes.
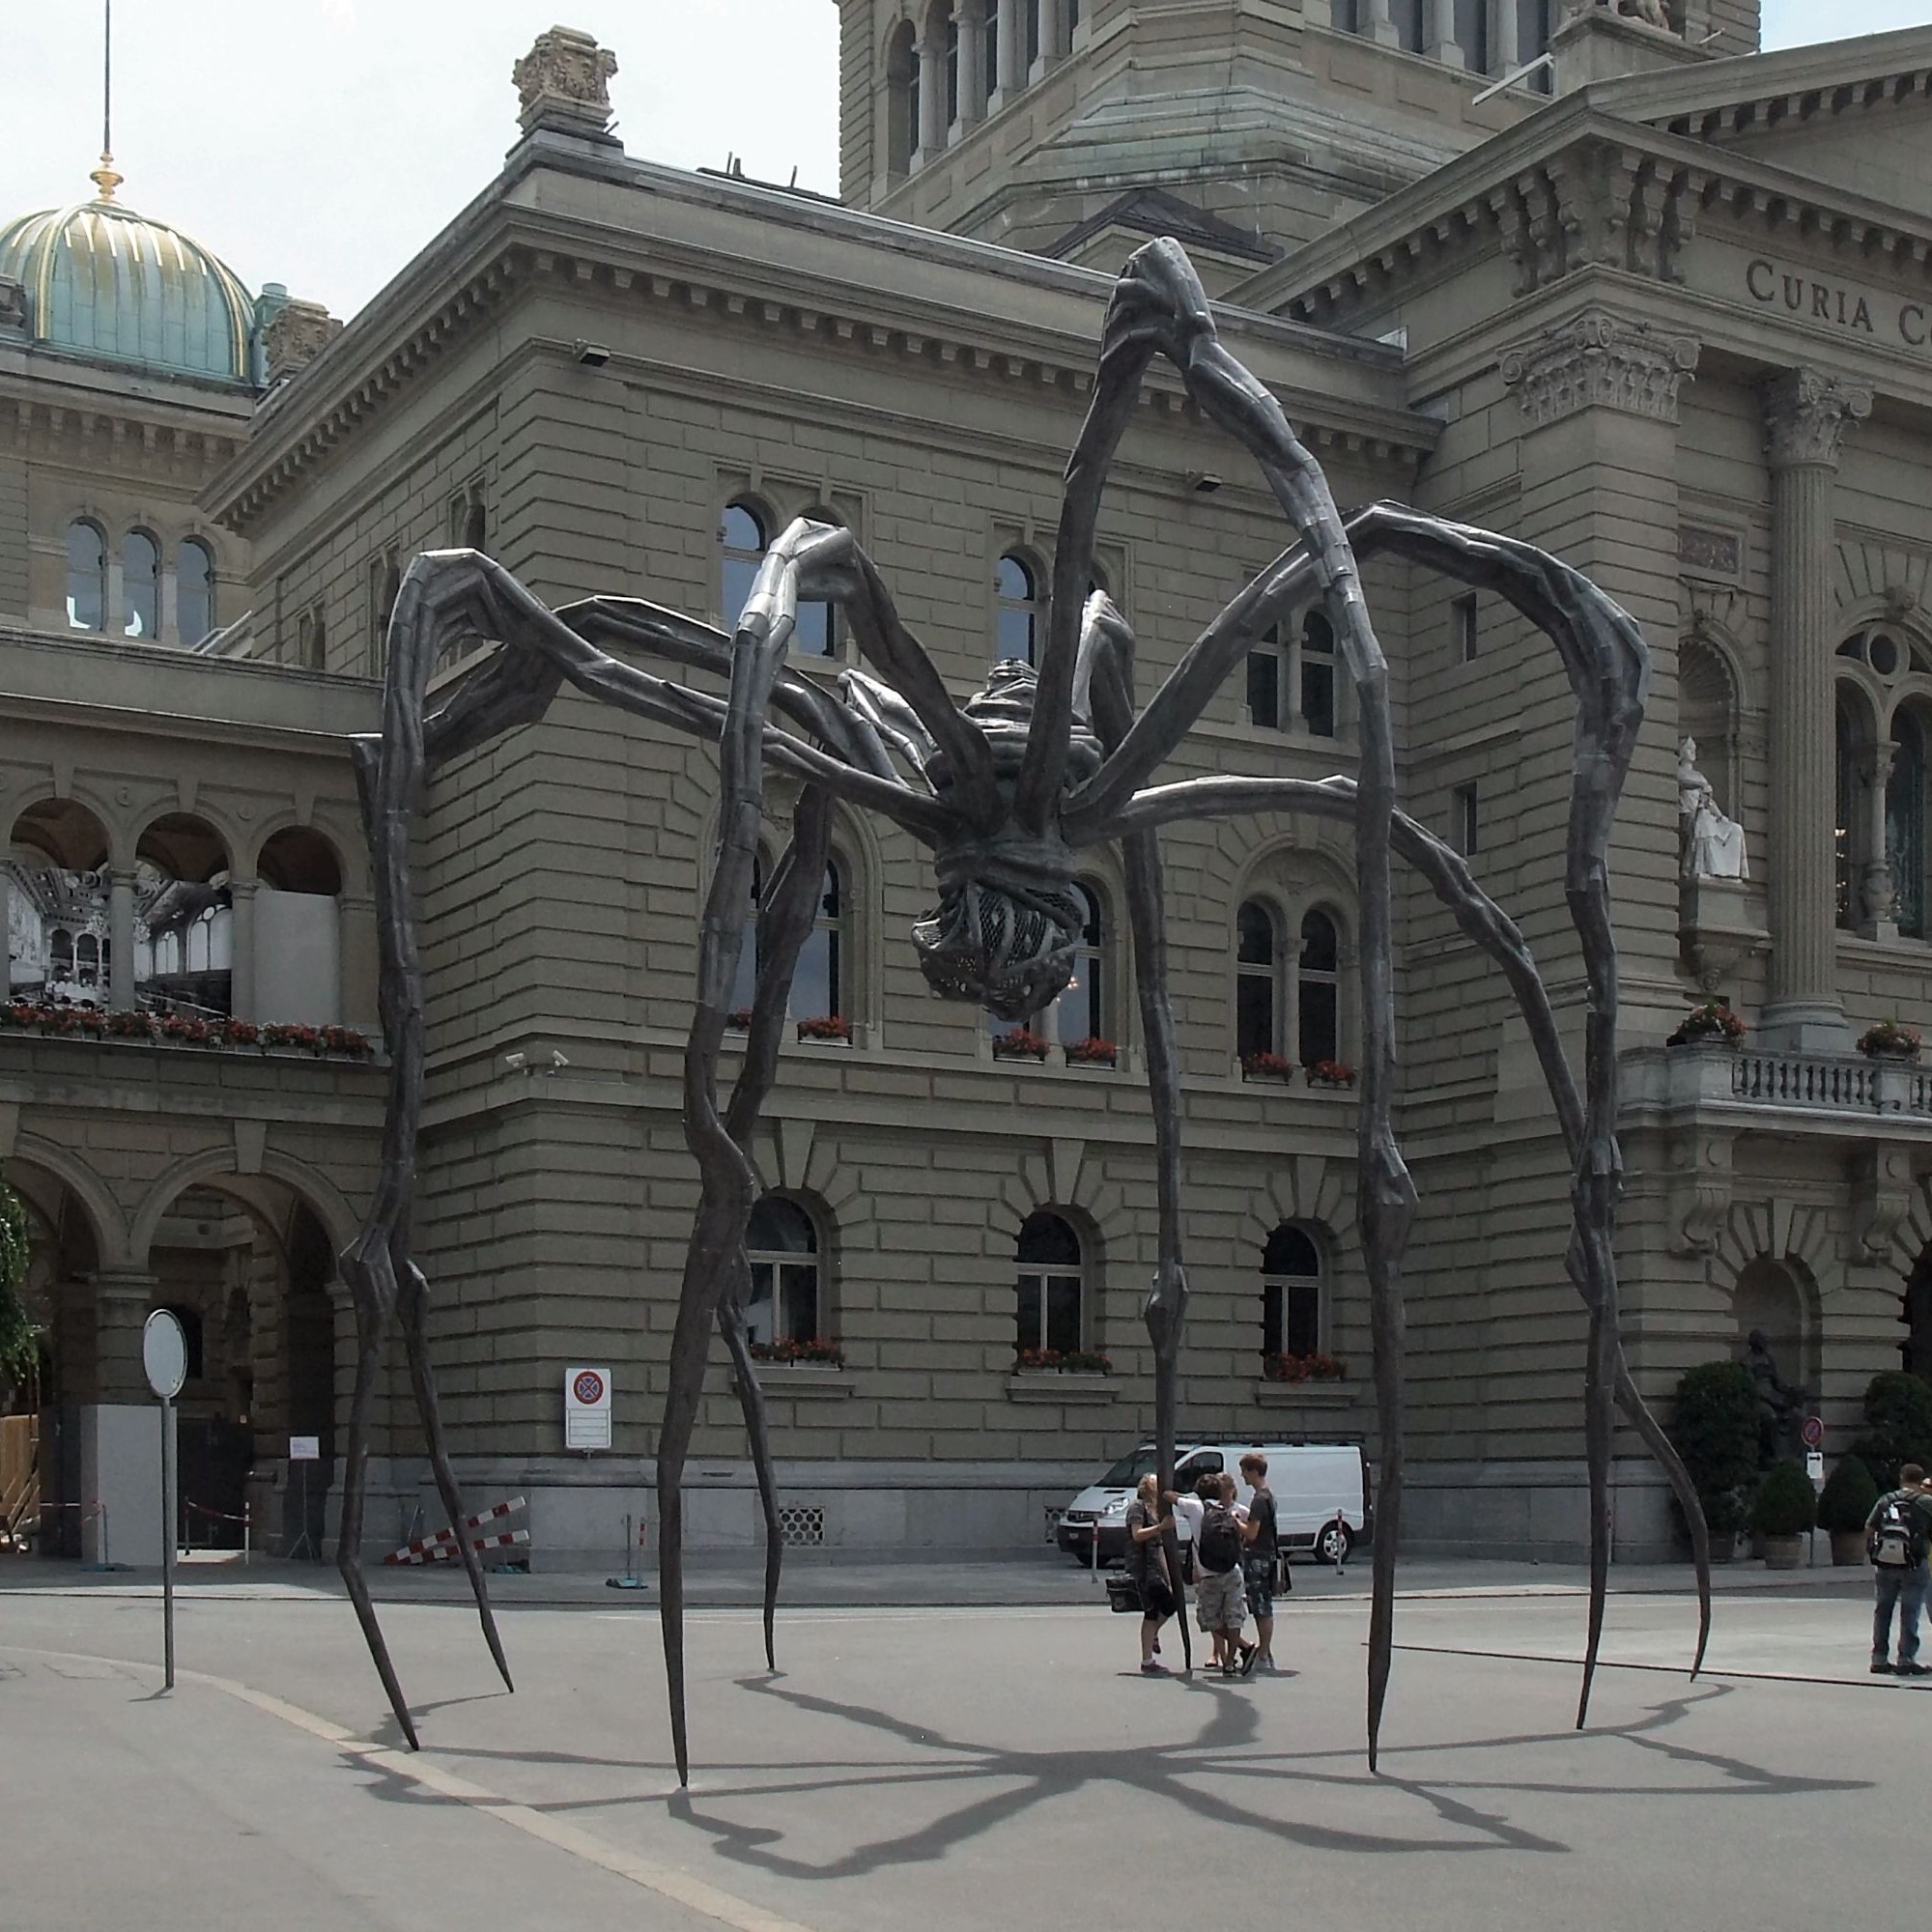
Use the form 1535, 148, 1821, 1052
1246, 648, 1280, 729
1454, 592, 1479, 664
1298, 981, 1339, 1066
1301, 657, 1337, 738
1455, 782, 1479, 856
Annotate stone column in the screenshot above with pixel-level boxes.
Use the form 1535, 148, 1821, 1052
996, 0, 1022, 94
228, 877, 256, 1023
957, 2, 987, 124
1760, 368, 1871, 1051
1493, 0, 1519, 71
1362, 0, 1401, 45
108, 867, 136, 1009
1861, 742, 1897, 939
94, 1270, 156, 1404
1429, 0, 1464, 66
916, 32, 948, 158
83, 1268, 164, 1566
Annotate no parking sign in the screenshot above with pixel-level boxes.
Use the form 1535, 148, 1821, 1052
565, 1365, 612, 1451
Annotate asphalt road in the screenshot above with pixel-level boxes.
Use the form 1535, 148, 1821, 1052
0, 1570, 1918, 1932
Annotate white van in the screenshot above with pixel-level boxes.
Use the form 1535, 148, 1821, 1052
1056, 1440, 1369, 1568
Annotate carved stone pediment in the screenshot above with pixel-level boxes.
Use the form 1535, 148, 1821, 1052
1501, 308, 1699, 427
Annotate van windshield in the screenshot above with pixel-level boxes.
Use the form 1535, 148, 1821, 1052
1098, 1446, 1161, 1487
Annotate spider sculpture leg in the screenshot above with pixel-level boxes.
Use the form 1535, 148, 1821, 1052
714, 785, 838, 1674
1081, 599, 1192, 1669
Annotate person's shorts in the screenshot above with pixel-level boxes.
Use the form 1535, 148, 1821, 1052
1194, 1565, 1246, 1633
1241, 1554, 1274, 1621
1140, 1574, 1176, 1619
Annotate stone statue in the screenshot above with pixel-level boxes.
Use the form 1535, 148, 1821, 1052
1679, 736, 1747, 880
1745, 1327, 1807, 1466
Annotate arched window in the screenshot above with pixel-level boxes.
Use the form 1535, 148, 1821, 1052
745, 1196, 822, 1347
295, 604, 327, 671
177, 539, 214, 645
122, 530, 159, 639
995, 552, 1040, 664
1055, 881, 1105, 1044
721, 500, 768, 630
1836, 692, 1860, 930
793, 508, 842, 658
49, 930, 74, 980
1247, 623, 1285, 729
886, 20, 918, 178
1261, 1224, 1321, 1361
65, 521, 106, 631
1016, 1210, 1082, 1355
449, 483, 487, 552
729, 853, 765, 1015
75, 932, 99, 988
1889, 709, 1927, 939
1300, 610, 1337, 738
1298, 909, 1340, 1065
1236, 899, 1278, 1062
793, 859, 846, 1023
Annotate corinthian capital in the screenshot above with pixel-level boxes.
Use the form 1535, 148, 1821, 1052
1761, 367, 1872, 470
1499, 307, 1699, 427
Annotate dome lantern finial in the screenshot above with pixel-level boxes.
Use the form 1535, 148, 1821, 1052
90, 2, 120, 200
89, 154, 122, 204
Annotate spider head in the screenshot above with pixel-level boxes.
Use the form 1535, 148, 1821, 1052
913, 660, 1100, 1019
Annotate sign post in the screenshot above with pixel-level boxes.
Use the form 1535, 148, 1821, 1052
288, 1435, 322, 1561
564, 1366, 612, 1452
141, 1310, 187, 1691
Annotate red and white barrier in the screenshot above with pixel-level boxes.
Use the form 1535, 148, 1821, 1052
391, 1527, 531, 1567
384, 1497, 526, 1567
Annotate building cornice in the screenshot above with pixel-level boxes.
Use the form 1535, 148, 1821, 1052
205, 141, 1434, 535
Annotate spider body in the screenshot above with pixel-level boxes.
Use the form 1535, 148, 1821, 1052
339, 237, 1713, 1786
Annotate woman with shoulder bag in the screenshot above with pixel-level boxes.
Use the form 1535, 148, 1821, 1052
1124, 1473, 1178, 1675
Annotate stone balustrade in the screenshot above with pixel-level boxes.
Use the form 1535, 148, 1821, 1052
1623, 1043, 1932, 1130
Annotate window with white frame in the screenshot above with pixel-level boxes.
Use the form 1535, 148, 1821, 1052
793, 859, 846, 1023
178, 539, 214, 646
1297, 909, 1340, 1065
1246, 609, 1336, 736
988, 879, 1107, 1050
1261, 1223, 1321, 1360
66, 521, 106, 632
746, 1196, 822, 1347
1016, 1209, 1083, 1355
123, 529, 159, 640
1236, 898, 1279, 1062
721, 500, 768, 629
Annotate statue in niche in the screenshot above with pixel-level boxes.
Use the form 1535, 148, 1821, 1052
1679, 737, 1748, 880
1744, 1327, 1808, 1466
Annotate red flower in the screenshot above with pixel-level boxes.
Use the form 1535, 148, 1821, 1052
992, 1028, 1050, 1059
1064, 1036, 1118, 1065
1242, 1051, 1295, 1079
795, 1014, 852, 1041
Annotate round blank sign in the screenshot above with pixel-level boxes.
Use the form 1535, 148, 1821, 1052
142, 1309, 187, 1401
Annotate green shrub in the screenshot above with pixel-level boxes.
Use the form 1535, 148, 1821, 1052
1749, 1459, 1817, 1538
1850, 1372, 1932, 1490
1815, 1454, 1879, 1534
1670, 1361, 1760, 1538
0, 1174, 31, 1389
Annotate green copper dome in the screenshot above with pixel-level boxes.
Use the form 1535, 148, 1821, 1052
0, 188, 256, 385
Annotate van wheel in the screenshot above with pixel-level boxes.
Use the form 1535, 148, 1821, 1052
1316, 1521, 1352, 1566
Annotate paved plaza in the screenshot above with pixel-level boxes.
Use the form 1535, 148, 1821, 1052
0, 1557, 1920, 1931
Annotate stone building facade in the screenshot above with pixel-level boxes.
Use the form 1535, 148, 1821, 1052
6, 4, 1932, 1565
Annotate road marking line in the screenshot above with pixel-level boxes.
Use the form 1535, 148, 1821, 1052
0, 1642, 815, 1932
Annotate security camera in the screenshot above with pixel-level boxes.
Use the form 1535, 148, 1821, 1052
1187, 471, 1223, 495
502, 1050, 526, 1071
574, 340, 611, 367
549, 1048, 570, 1071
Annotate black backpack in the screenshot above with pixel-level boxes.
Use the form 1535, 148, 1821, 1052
1868, 1493, 1929, 1569
1197, 1504, 1241, 1575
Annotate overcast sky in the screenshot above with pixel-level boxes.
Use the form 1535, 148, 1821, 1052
2, 1, 1927, 322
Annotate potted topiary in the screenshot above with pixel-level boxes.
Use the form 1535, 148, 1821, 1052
1847, 1370, 1932, 1492
1815, 1453, 1880, 1566
1669, 1360, 1760, 1561
1749, 1458, 1817, 1568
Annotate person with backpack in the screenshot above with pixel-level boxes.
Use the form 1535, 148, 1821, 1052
1190, 1472, 1257, 1676
1865, 1461, 1932, 1676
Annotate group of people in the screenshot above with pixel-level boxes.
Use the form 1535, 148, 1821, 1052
1869, 1463, 1932, 1676
1122, 1452, 1281, 1677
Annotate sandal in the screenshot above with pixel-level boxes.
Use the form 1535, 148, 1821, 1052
1238, 1643, 1259, 1677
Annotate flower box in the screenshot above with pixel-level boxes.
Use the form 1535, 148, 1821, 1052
748, 1336, 845, 1368
1063, 1037, 1118, 1068
795, 1014, 851, 1043
1306, 1059, 1356, 1089
1014, 1347, 1114, 1375
1857, 1019, 1921, 1061
992, 1029, 1049, 1062
1261, 1350, 1348, 1384
1241, 1052, 1295, 1083
725, 1009, 754, 1033
1667, 1001, 1746, 1048
0, 1001, 375, 1059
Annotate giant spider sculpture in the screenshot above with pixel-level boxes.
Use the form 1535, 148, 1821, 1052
342, 239, 1713, 1784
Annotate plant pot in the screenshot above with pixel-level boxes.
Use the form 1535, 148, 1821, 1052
1830, 1529, 1868, 1566
1761, 1534, 1805, 1569
1702, 1530, 1737, 1564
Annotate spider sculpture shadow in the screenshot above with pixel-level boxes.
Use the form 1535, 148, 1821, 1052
341, 238, 1712, 1784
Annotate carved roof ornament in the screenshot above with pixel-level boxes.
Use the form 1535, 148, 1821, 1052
513, 26, 618, 138
1582, 0, 1675, 33
1761, 367, 1872, 470
261, 298, 343, 383
1500, 307, 1699, 427
0, 275, 24, 332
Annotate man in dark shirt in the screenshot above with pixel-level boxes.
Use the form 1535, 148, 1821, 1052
1238, 1452, 1280, 1674
1866, 1461, 1932, 1676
